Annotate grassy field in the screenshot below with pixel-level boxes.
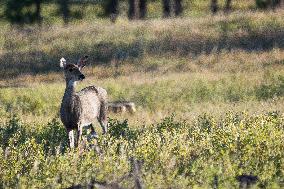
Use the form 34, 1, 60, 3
0, 2, 284, 188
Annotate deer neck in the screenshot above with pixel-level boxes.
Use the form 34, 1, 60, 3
63, 79, 77, 103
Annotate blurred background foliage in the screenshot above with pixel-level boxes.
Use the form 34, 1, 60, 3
0, 0, 283, 25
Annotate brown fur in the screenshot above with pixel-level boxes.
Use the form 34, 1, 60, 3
59, 57, 108, 148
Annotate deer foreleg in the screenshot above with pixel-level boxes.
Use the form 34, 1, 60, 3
77, 125, 85, 152
68, 129, 76, 149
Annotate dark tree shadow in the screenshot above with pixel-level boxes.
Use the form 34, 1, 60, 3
1, 21, 284, 79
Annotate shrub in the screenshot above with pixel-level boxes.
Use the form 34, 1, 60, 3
36, 118, 69, 154
1, 113, 284, 188
255, 75, 284, 100
0, 115, 27, 148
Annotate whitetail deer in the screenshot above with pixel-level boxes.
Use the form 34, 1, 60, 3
60, 56, 108, 148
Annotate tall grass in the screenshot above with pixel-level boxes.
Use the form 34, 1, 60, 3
1, 10, 284, 78
0, 11, 283, 124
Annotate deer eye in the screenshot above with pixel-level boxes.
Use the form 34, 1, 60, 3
69, 68, 73, 72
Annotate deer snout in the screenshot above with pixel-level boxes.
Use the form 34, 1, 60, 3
79, 74, 85, 80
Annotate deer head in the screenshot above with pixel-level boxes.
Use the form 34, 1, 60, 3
60, 56, 89, 83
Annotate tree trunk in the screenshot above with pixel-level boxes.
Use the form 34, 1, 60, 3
163, 0, 171, 17
128, 0, 139, 19
104, 0, 119, 22
174, 0, 182, 16
59, 0, 70, 24
128, 0, 135, 19
272, 0, 281, 10
224, 0, 232, 12
35, 0, 42, 24
105, 0, 119, 15
211, 0, 218, 14
134, 0, 139, 18
139, 0, 147, 19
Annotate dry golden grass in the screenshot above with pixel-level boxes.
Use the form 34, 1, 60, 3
0, 8, 284, 126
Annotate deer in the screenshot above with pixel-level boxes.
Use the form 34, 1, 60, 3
59, 56, 108, 149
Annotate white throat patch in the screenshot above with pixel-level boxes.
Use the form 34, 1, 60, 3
68, 80, 77, 88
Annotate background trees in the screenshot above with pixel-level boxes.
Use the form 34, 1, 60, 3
58, 0, 70, 24
210, 0, 218, 14
255, 0, 282, 9
4, 0, 43, 24
225, 0, 232, 12
128, 0, 147, 19
210, 0, 233, 14
103, 0, 119, 22
2, 0, 284, 24
162, 0, 183, 17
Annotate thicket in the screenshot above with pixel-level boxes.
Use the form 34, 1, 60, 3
0, 112, 284, 188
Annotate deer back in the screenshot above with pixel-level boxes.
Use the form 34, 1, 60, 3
77, 86, 107, 125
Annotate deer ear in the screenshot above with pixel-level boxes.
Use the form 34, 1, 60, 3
77, 56, 89, 69
60, 57, 67, 68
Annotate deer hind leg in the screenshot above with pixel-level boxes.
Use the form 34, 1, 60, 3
98, 102, 108, 134
87, 123, 101, 154
88, 124, 98, 140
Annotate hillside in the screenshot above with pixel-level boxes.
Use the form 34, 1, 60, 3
0, 4, 284, 188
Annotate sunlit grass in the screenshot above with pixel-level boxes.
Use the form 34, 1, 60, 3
0, 4, 284, 187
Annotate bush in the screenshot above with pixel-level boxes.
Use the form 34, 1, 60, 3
255, 75, 284, 100
1, 113, 284, 188
36, 118, 69, 154
0, 115, 27, 148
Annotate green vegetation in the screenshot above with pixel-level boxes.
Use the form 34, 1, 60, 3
0, 0, 284, 188
1, 113, 284, 188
